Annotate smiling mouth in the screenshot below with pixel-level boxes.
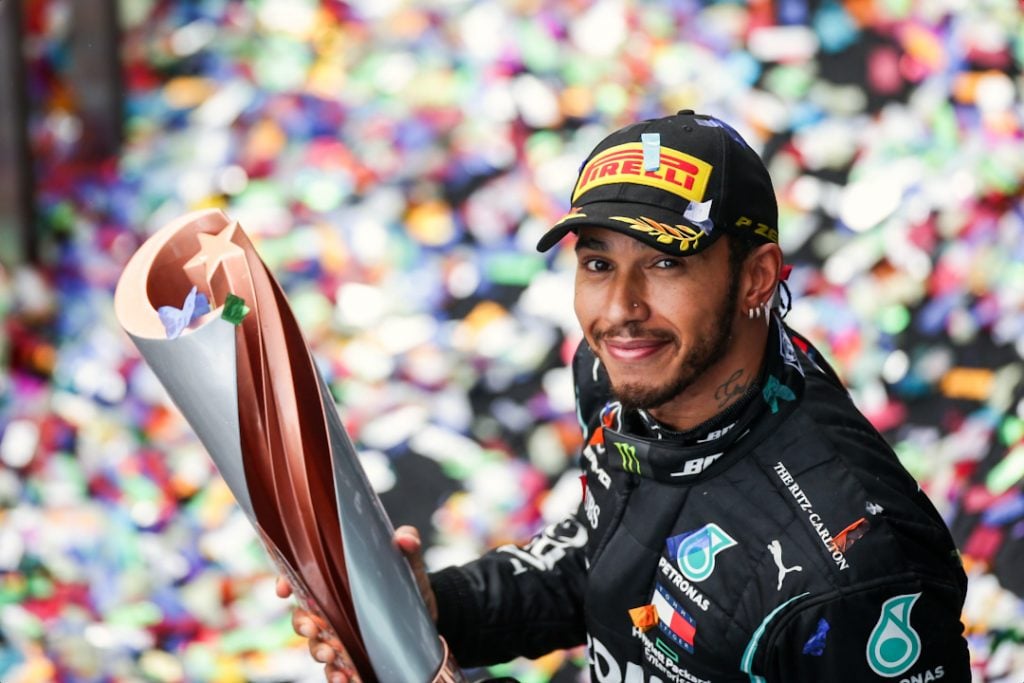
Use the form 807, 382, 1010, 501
601, 337, 672, 362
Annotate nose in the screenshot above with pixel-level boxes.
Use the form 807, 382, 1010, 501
606, 271, 649, 326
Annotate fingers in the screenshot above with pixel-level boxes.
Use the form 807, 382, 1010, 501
278, 581, 357, 682
310, 640, 337, 664
393, 525, 438, 622
310, 639, 357, 683
292, 608, 318, 639
393, 524, 422, 555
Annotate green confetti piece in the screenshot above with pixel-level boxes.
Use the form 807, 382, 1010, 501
297, 169, 350, 213
882, 0, 912, 19
27, 575, 54, 599
520, 22, 560, 73
0, 578, 28, 605
123, 472, 162, 503
894, 442, 929, 482
563, 54, 604, 86
290, 290, 333, 330
220, 618, 295, 653
594, 82, 629, 117
999, 416, 1024, 447
877, 305, 911, 335
107, 600, 163, 628
764, 64, 814, 100
1016, 24, 1024, 69
252, 35, 313, 93
182, 642, 216, 680
930, 103, 959, 152
485, 253, 546, 286
221, 294, 250, 325
986, 443, 1024, 495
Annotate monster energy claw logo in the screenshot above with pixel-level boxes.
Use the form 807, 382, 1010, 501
675, 523, 736, 582
614, 441, 641, 474
866, 593, 922, 677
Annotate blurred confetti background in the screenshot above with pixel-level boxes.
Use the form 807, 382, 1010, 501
2, 0, 1024, 681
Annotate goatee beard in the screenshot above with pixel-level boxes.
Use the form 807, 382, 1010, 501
608, 279, 740, 413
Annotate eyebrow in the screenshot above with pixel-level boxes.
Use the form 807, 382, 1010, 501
575, 235, 608, 252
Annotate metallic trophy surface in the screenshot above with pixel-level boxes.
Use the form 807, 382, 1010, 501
114, 208, 465, 683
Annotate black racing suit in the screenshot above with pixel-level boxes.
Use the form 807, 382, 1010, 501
430, 317, 970, 682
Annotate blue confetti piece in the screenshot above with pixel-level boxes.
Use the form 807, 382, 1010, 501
982, 492, 1024, 526
802, 618, 830, 656
641, 133, 661, 171
813, 1, 859, 54
778, 0, 809, 25
158, 286, 211, 339
725, 52, 762, 88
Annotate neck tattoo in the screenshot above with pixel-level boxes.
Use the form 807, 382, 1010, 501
714, 368, 749, 409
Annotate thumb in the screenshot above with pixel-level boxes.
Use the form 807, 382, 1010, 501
393, 525, 437, 622
394, 525, 423, 559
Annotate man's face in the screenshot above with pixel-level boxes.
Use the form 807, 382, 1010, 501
573, 226, 741, 413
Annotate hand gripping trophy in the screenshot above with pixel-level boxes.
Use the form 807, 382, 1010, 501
114, 208, 466, 683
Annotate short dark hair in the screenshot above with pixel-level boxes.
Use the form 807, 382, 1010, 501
726, 233, 757, 279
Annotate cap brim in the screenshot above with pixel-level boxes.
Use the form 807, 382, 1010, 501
536, 201, 721, 256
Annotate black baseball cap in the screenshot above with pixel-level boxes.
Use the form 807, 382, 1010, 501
536, 110, 778, 255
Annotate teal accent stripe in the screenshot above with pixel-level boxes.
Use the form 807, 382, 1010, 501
740, 592, 810, 682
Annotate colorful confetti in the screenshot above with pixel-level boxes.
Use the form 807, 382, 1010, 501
3, 0, 1024, 681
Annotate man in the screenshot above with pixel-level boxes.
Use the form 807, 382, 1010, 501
281, 111, 971, 682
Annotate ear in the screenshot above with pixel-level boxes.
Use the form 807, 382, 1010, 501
741, 243, 783, 312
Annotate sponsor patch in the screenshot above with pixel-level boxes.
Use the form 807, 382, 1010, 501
658, 555, 711, 612
582, 476, 601, 529
778, 325, 803, 375
582, 442, 612, 488
667, 523, 737, 582
773, 461, 851, 571
651, 584, 697, 653
670, 452, 723, 479
867, 593, 922, 677
497, 518, 587, 574
572, 142, 713, 204
614, 440, 642, 475
767, 539, 802, 591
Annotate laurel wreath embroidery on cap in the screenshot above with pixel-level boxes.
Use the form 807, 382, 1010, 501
609, 216, 704, 251
553, 208, 587, 227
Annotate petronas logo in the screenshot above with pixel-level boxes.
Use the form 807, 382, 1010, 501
866, 593, 922, 677
675, 523, 736, 582
614, 442, 641, 474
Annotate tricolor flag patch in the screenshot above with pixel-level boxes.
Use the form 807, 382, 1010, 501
651, 584, 697, 653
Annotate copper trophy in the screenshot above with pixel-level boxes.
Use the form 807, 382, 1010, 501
114, 208, 465, 682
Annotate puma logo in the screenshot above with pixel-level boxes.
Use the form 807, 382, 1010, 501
768, 539, 802, 590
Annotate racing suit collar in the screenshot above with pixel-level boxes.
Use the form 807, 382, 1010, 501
602, 314, 806, 484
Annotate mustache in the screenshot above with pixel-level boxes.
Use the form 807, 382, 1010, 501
593, 323, 676, 343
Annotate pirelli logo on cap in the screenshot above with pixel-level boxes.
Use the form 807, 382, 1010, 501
572, 143, 713, 204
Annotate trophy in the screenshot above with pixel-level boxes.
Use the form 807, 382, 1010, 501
114, 208, 466, 682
